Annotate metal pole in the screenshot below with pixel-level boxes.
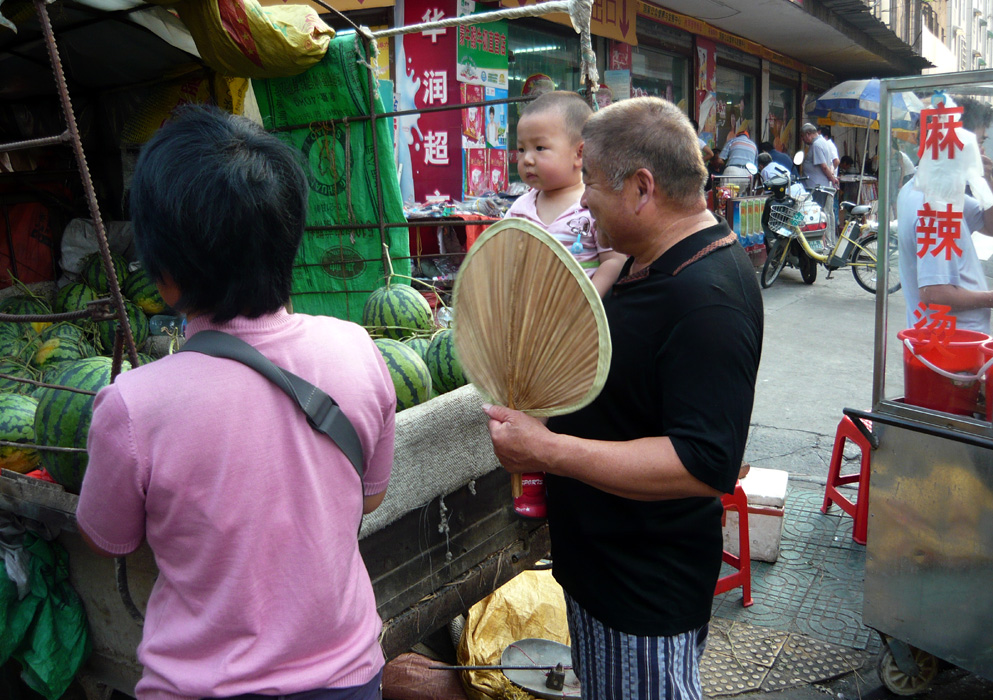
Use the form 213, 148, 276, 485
32, 0, 139, 370
873, 81, 892, 409
362, 34, 393, 284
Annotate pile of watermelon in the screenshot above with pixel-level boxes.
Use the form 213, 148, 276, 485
361, 281, 468, 412
0, 253, 165, 493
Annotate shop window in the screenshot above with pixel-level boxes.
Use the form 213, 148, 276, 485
630, 46, 688, 111
715, 66, 755, 154
506, 22, 582, 180
768, 80, 796, 155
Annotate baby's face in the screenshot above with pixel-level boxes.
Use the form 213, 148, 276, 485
516, 110, 582, 192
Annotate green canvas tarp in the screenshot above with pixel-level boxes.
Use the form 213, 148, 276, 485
255, 34, 411, 323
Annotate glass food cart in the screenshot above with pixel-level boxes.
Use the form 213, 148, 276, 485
858, 70, 993, 695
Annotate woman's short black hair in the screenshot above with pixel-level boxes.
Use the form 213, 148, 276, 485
129, 104, 308, 323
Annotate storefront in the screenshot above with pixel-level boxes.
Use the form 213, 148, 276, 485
312, 0, 830, 209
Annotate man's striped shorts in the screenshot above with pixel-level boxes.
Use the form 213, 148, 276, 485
565, 592, 708, 700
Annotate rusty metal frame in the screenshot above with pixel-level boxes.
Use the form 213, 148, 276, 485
0, 0, 146, 627
0, 0, 139, 373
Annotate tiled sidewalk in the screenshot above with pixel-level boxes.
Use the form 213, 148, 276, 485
702, 479, 878, 696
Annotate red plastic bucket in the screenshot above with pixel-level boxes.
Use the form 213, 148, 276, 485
982, 340, 993, 421
897, 328, 989, 416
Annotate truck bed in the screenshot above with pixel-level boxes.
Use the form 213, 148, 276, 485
0, 385, 549, 697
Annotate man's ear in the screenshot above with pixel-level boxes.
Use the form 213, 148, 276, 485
576, 140, 584, 161
632, 169, 655, 213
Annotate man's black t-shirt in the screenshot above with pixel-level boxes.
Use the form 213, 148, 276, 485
546, 218, 763, 637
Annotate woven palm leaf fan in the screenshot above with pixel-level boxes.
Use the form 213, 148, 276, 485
452, 217, 612, 495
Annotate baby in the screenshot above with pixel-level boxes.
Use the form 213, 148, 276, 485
507, 91, 625, 297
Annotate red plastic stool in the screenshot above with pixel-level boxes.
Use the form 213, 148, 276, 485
821, 415, 872, 545
715, 480, 753, 607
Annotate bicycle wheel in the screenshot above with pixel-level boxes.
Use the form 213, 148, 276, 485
852, 234, 901, 294
761, 238, 789, 288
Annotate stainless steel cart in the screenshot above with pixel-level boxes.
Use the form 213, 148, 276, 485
858, 70, 993, 696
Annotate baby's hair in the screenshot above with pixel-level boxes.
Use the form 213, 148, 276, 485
521, 91, 592, 143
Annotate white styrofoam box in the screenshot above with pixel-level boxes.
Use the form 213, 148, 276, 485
722, 468, 789, 563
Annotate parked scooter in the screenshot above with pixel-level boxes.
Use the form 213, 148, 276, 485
759, 153, 830, 285
760, 152, 900, 293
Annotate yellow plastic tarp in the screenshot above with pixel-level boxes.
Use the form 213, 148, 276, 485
148, 0, 333, 78
457, 570, 571, 700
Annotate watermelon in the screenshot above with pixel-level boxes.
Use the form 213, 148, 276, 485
0, 295, 52, 335
0, 359, 38, 395
374, 338, 432, 411
55, 282, 99, 315
403, 337, 430, 361
31, 323, 96, 369
96, 300, 150, 354
136, 353, 156, 366
362, 283, 434, 340
0, 322, 39, 361
425, 329, 468, 394
0, 393, 41, 474
34, 356, 128, 493
79, 251, 128, 294
123, 267, 167, 316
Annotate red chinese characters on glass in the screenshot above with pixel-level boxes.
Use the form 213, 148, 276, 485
915, 202, 963, 260
918, 104, 964, 161
912, 302, 957, 351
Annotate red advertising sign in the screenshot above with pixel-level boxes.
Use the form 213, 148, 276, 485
403, 0, 462, 201
609, 41, 632, 70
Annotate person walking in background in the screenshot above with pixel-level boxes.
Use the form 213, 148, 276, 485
820, 125, 841, 171
77, 106, 396, 700
801, 122, 839, 251
484, 97, 763, 700
508, 90, 625, 297
717, 122, 758, 190
801, 123, 839, 190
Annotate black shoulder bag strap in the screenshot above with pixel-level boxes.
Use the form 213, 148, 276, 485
178, 330, 365, 481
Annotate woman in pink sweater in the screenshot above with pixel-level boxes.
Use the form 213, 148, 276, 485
77, 106, 396, 700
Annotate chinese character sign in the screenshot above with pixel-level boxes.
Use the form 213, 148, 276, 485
918, 104, 964, 161
402, 0, 462, 201
915, 100, 993, 211
609, 40, 632, 70
498, 0, 636, 44
907, 98, 987, 349
456, 19, 509, 88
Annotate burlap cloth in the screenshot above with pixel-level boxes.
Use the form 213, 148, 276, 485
360, 385, 501, 538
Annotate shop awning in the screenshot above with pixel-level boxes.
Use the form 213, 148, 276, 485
645, 0, 931, 80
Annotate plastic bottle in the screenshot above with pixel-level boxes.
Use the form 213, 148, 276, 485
513, 472, 547, 518
148, 314, 183, 335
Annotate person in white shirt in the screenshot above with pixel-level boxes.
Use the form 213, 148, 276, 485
897, 97, 993, 334
801, 123, 839, 250
820, 126, 840, 171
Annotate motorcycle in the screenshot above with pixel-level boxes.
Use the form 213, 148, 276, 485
759, 170, 831, 286
759, 155, 900, 294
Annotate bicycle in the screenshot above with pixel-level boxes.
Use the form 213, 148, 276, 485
761, 197, 901, 294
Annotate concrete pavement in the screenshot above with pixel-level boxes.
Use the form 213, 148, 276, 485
726, 265, 993, 698
745, 263, 905, 479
